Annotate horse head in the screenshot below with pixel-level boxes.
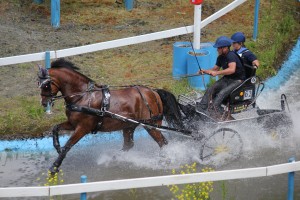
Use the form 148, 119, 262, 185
37, 65, 60, 108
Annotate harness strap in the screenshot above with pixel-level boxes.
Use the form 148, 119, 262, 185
66, 104, 106, 116
150, 89, 162, 115
87, 81, 95, 92
101, 85, 110, 113
134, 86, 153, 118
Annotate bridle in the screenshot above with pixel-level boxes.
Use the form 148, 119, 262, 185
38, 67, 62, 106
37, 66, 97, 106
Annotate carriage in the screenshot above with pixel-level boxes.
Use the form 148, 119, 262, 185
177, 91, 292, 161
175, 64, 293, 160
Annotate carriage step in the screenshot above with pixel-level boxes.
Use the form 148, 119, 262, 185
257, 109, 282, 115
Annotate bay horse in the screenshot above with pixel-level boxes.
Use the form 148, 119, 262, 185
38, 58, 184, 173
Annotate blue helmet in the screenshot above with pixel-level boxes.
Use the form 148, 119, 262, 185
231, 32, 246, 43
213, 36, 233, 48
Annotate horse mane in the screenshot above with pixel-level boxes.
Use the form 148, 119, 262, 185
51, 58, 80, 70
51, 58, 93, 81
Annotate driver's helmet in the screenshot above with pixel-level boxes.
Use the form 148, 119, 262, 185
213, 36, 233, 48
231, 32, 246, 43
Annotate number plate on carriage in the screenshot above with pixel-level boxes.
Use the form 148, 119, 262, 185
243, 89, 253, 100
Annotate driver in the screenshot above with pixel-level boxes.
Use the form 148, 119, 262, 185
196, 36, 246, 119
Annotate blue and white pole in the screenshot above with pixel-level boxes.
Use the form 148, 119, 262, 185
80, 175, 87, 200
252, 0, 260, 41
45, 51, 52, 114
51, 0, 60, 28
287, 157, 295, 200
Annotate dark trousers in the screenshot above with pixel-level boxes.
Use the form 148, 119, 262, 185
198, 77, 242, 112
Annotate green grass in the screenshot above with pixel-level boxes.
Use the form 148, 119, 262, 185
246, 0, 299, 79
0, 96, 66, 136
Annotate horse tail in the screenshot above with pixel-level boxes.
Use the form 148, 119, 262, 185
155, 89, 184, 130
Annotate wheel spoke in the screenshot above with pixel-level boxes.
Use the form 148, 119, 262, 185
204, 144, 213, 149
202, 152, 214, 159
225, 132, 237, 145
200, 128, 243, 161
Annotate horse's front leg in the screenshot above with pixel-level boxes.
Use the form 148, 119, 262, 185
49, 126, 88, 174
51, 122, 74, 154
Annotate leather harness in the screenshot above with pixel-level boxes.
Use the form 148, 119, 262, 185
66, 85, 163, 132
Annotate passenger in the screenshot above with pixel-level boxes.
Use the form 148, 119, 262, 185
196, 36, 246, 118
231, 32, 260, 70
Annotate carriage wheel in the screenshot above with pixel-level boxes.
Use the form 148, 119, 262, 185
200, 128, 243, 161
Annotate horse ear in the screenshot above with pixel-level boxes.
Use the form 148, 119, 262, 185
37, 64, 42, 76
37, 64, 48, 77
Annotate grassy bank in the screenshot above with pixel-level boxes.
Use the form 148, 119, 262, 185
0, 0, 299, 137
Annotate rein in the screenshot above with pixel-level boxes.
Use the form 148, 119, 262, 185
48, 81, 107, 104
66, 104, 192, 136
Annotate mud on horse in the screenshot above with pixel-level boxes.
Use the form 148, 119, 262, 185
37, 58, 184, 173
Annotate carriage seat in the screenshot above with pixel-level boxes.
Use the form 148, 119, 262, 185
225, 65, 257, 114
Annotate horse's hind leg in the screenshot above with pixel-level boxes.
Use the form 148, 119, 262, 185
122, 127, 135, 151
145, 127, 168, 148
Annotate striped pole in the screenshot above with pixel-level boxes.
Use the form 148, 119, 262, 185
287, 157, 295, 200
51, 0, 60, 28
252, 0, 260, 41
80, 175, 88, 200
45, 51, 52, 114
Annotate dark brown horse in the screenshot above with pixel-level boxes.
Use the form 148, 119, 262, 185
38, 58, 184, 173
